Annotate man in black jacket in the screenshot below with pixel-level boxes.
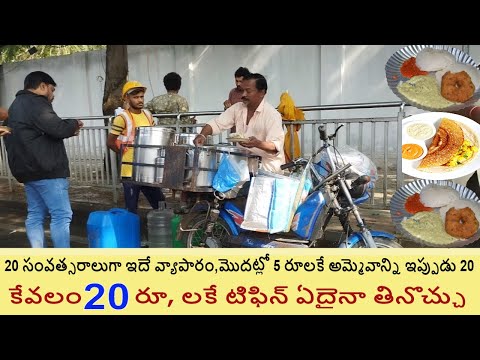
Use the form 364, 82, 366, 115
4, 71, 83, 248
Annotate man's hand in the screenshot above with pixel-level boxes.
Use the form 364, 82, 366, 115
74, 120, 84, 136
0, 125, 11, 137
193, 134, 206, 146
239, 136, 260, 148
223, 100, 232, 110
240, 136, 277, 154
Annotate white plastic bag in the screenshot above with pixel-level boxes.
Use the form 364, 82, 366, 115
114, 107, 125, 116
241, 172, 301, 233
268, 177, 301, 232
317, 144, 378, 182
240, 176, 274, 232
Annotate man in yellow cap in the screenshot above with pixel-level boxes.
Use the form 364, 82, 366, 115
107, 81, 165, 214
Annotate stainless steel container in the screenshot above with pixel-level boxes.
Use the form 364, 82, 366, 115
183, 145, 218, 188
132, 126, 176, 183
153, 148, 166, 183
174, 133, 212, 146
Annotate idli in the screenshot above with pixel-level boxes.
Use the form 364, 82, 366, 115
416, 48, 456, 72
419, 184, 460, 208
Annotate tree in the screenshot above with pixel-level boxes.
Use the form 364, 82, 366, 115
0, 44, 128, 120
0, 45, 105, 64
0, 45, 129, 175
100, 45, 129, 175
101, 45, 128, 118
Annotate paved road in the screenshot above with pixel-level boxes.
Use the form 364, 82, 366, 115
0, 199, 408, 249
0, 179, 426, 249
0, 202, 89, 248
0, 180, 153, 248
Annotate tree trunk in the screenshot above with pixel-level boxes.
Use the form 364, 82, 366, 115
102, 45, 128, 176
102, 45, 128, 120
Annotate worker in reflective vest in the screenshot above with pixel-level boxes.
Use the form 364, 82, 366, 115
114, 107, 154, 154
107, 80, 165, 215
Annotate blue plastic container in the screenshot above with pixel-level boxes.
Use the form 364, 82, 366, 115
87, 208, 140, 248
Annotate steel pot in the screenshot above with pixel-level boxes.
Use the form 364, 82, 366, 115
132, 126, 175, 183
183, 145, 218, 188
215, 145, 260, 175
175, 133, 212, 146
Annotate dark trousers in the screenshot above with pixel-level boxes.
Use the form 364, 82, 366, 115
122, 182, 165, 214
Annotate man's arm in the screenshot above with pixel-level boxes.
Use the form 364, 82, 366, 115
456, 105, 480, 123
241, 109, 284, 154
0, 107, 8, 121
28, 97, 79, 138
107, 133, 120, 153
178, 97, 189, 113
223, 88, 235, 110
240, 137, 278, 154
178, 97, 195, 123
106, 115, 126, 153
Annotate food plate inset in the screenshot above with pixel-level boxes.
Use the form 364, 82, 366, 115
402, 139, 428, 163
401, 112, 480, 180
385, 45, 480, 112
227, 137, 250, 143
390, 179, 480, 247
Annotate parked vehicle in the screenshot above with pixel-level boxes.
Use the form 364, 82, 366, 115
178, 125, 402, 249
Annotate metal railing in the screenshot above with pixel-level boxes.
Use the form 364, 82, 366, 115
0, 101, 407, 208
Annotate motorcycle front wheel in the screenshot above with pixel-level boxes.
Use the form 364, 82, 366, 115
350, 236, 402, 248
180, 212, 232, 248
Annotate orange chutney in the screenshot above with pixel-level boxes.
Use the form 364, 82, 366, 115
402, 143, 424, 160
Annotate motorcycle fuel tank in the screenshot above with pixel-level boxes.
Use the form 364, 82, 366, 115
290, 190, 326, 239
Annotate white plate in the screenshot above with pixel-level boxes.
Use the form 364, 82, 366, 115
385, 45, 480, 112
227, 137, 250, 143
390, 179, 480, 247
402, 112, 480, 180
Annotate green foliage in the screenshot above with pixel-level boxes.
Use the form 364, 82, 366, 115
0, 45, 106, 65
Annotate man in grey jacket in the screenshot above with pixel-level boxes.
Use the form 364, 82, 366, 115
4, 71, 83, 248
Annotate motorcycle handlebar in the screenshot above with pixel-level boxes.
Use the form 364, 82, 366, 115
280, 158, 308, 170
317, 163, 352, 189
281, 161, 296, 170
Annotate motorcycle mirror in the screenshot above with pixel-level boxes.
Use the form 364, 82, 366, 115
351, 175, 371, 187
329, 124, 344, 140
318, 125, 327, 141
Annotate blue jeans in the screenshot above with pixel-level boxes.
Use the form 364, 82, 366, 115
122, 182, 165, 214
24, 178, 73, 248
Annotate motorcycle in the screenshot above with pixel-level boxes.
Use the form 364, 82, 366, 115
178, 125, 402, 248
